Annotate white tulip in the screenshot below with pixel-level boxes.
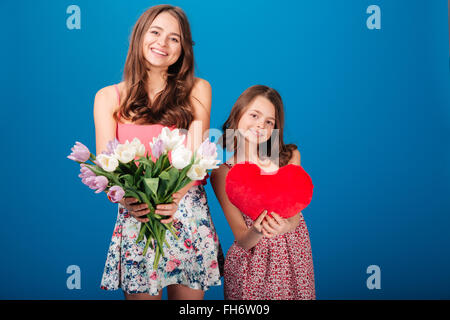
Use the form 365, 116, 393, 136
130, 138, 146, 157
96, 154, 119, 172
114, 141, 137, 163
198, 158, 220, 170
187, 164, 207, 181
159, 127, 186, 151
171, 145, 192, 170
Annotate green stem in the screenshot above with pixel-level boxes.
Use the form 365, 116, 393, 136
162, 222, 179, 240
144, 220, 164, 256
153, 245, 160, 270
163, 236, 170, 249
143, 235, 151, 256
136, 223, 146, 243
162, 164, 173, 173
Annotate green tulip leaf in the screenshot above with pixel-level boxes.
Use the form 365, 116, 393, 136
120, 174, 134, 187
143, 177, 159, 200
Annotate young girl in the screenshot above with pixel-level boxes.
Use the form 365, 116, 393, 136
95, 5, 223, 300
210, 85, 315, 300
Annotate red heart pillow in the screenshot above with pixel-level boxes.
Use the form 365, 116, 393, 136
225, 162, 314, 220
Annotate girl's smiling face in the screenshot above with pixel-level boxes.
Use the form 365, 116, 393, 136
237, 95, 276, 145
142, 11, 183, 69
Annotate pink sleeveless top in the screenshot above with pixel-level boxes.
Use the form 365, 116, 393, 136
114, 84, 206, 186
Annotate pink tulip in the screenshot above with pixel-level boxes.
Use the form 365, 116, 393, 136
102, 138, 119, 156
78, 164, 96, 184
107, 186, 125, 203
68, 142, 91, 162
151, 138, 165, 159
87, 175, 109, 193
198, 139, 217, 159
82, 176, 96, 188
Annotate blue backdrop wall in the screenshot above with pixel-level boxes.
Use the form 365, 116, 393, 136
0, 0, 449, 300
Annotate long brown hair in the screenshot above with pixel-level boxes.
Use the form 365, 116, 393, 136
219, 85, 298, 167
113, 5, 195, 129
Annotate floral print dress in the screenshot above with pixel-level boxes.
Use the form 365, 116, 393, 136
100, 185, 223, 295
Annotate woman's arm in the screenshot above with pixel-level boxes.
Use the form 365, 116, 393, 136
156, 79, 212, 221
211, 165, 269, 250
187, 77, 212, 151
93, 85, 118, 155
175, 78, 213, 196
94, 85, 152, 220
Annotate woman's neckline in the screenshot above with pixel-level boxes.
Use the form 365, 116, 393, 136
117, 121, 165, 127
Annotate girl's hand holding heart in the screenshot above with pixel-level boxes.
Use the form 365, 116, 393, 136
261, 212, 296, 238
251, 210, 270, 237
251, 210, 288, 239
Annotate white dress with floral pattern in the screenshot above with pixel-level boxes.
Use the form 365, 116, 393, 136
100, 185, 223, 295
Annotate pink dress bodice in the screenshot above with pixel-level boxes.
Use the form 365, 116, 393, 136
116, 121, 174, 160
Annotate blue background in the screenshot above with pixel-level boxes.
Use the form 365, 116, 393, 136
0, 0, 449, 300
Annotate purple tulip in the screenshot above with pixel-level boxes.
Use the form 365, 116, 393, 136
79, 164, 96, 184
81, 175, 97, 189
151, 138, 165, 159
198, 139, 217, 159
68, 141, 91, 162
87, 176, 109, 193
102, 138, 120, 156
107, 186, 125, 203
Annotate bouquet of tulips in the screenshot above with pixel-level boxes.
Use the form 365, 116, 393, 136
67, 127, 220, 269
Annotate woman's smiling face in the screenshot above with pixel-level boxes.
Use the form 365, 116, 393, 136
237, 96, 276, 145
142, 11, 183, 70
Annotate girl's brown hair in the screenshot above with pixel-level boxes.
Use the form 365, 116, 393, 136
219, 85, 298, 167
113, 5, 195, 129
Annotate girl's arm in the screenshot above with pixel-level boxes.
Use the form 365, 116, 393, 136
211, 164, 270, 251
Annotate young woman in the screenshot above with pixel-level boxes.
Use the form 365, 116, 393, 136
210, 85, 315, 300
94, 5, 223, 300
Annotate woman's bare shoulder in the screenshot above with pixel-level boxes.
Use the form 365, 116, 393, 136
193, 77, 211, 93
95, 85, 114, 103
95, 82, 124, 113
190, 77, 212, 118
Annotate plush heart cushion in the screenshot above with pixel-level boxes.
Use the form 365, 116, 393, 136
225, 162, 314, 220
